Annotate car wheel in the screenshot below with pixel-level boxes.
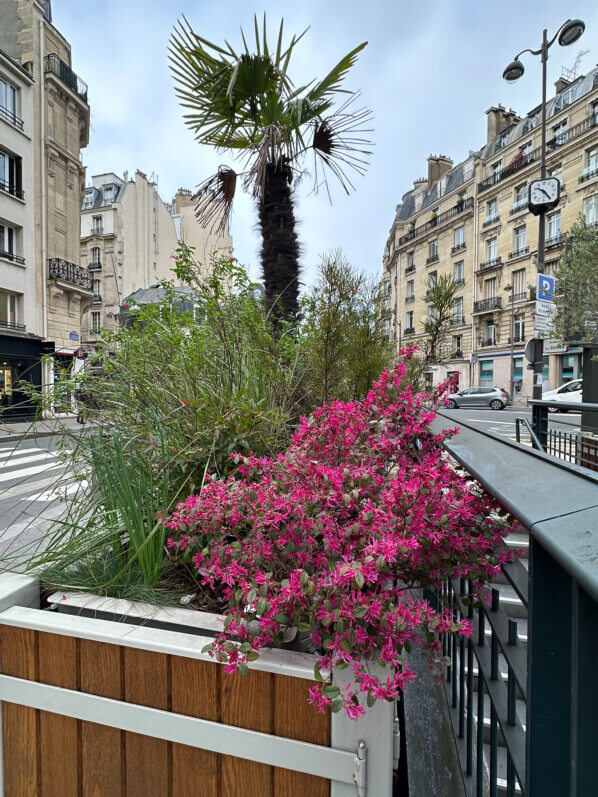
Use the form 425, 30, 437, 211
447, 400, 457, 409
490, 399, 504, 410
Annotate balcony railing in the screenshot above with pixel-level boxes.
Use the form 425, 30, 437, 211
451, 243, 466, 254
545, 233, 564, 249
450, 350, 464, 359
0, 178, 24, 200
0, 104, 24, 130
92, 294, 102, 303
404, 264, 416, 275
579, 166, 598, 183
44, 54, 88, 102
454, 278, 466, 287
508, 335, 525, 343
451, 316, 466, 326
426, 254, 439, 265
0, 319, 26, 331
482, 214, 500, 228
0, 250, 25, 266
476, 257, 502, 274
48, 258, 92, 291
405, 295, 415, 303
508, 246, 529, 259
512, 291, 528, 302
478, 338, 498, 347
91, 226, 104, 235
474, 297, 502, 313
510, 201, 528, 215
398, 198, 474, 245
88, 261, 102, 270
479, 114, 598, 193
404, 326, 415, 335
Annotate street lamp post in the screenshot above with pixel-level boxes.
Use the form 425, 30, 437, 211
503, 19, 585, 399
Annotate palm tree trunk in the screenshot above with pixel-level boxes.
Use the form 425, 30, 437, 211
258, 158, 300, 320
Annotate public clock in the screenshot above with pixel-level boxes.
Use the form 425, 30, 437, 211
528, 178, 560, 216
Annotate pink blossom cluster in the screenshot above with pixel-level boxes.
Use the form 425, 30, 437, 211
165, 350, 515, 718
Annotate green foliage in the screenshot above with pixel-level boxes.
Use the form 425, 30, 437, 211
554, 217, 598, 342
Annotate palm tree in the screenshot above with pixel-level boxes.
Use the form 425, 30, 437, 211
169, 16, 372, 320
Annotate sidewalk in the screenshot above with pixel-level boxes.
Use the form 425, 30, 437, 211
0, 416, 83, 443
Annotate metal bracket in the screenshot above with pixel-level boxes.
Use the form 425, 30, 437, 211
392, 702, 401, 774
353, 739, 367, 796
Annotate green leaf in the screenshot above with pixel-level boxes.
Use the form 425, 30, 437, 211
331, 699, 343, 713
314, 664, 324, 682
354, 570, 365, 589
238, 663, 250, 677
366, 691, 376, 708
324, 685, 340, 699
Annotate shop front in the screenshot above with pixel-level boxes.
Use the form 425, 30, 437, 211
0, 335, 43, 421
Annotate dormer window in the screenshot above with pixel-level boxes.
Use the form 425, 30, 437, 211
103, 185, 113, 203
83, 191, 94, 209
499, 132, 509, 148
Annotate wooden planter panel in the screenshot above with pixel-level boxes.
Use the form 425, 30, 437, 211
0, 626, 331, 797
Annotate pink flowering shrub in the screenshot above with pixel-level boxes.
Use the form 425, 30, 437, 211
165, 351, 514, 718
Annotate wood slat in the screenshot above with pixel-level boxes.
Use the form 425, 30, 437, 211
0, 625, 39, 796
124, 647, 169, 797
220, 669, 273, 797
80, 640, 124, 796
171, 656, 220, 797
273, 674, 331, 796
38, 631, 80, 797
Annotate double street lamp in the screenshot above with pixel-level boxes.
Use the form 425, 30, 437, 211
502, 19, 585, 399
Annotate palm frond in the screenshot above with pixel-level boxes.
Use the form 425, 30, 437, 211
307, 42, 368, 103
193, 167, 237, 232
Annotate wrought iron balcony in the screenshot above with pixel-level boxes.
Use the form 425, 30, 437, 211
509, 246, 529, 259
44, 54, 88, 102
398, 198, 474, 245
88, 261, 102, 270
0, 319, 26, 331
476, 257, 502, 274
579, 166, 598, 183
405, 295, 415, 303
454, 278, 466, 287
0, 250, 25, 266
510, 201, 528, 215
512, 291, 528, 302
546, 233, 564, 249
404, 264, 416, 275
48, 258, 92, 291
0, 178, 24, 200
482, 214, 500, 228
450, 350, 464, 359
404, 326, 415, 335
426, 254, 439, 265
474, 297, 502, 313
0, 104, 24, 130
478, 337, 498, 347
451, 242, 466, 254
451, 316, 466, 326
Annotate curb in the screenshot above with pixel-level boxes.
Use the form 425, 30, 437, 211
0, 427, 83, 445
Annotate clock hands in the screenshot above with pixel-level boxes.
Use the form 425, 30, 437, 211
537, 187, 551, 200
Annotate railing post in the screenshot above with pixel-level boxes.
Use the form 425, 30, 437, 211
531, 404, 548, 449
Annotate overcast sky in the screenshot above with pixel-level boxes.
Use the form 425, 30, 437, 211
55, 0, 598, 287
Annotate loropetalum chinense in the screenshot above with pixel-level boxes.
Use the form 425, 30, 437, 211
165, 350, 516, 718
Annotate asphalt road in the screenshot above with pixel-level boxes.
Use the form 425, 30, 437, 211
441, 404, 581, 444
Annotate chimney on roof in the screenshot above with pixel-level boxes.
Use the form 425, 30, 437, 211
427, 155, 453, 189
173, 188, 193, 214
486, 105, 520, 144
555, 76, 571, 93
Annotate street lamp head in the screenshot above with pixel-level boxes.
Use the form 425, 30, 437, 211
503, 59, 524, 82
558, 19, 585, 47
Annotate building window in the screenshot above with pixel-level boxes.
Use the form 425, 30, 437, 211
406, 279, 414, 299
406, 310, 414, 331
520, 140, 533, 157
428, 239, 438, 259
92, 279, 101, 299
513, 184, 527, 209
90, 246, 101, 265
428, 271, 437, 289
454, 261, 464, 283
480, 360, 494, 382
552, 119, 568, 145
454, 226, 465, 247
0, 78, 18, 126
92, 215, 103, 234
584, 147, 598, 178
484, 320, 496, 345
103, 185, 113, 203
512, 268, 526, 296
83, 190, 94, 209
0, 292, 18, 326
583, 194, 598, 225
0, 150, 22, 197
486, 237, 498, 262
561, 354, 576, 382
90, 311, 101, 334
550, 165, 563, 188
486, 198, 498, 222
484, 277, 496, 299
513, 357, 524, 394
491, 161, 502, 180
547, 211, 561, 243
407, 252, 414, 268
513, 314, 525, 342
592, 101, 598, 126
453, 297, 464, 323
0, 223, 15, 256
453, 335, 463, 355
514, 225, 527, 253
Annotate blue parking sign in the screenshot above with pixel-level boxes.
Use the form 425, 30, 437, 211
537, 273, 555, 302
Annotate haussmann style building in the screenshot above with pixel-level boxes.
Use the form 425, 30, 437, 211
382, 69, 598, 398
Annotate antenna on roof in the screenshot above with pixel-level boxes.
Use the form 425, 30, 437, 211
562, 49, 589, 81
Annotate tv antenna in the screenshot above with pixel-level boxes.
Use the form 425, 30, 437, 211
561, 49, 589, 82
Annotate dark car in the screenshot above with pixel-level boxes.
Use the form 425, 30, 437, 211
446, 386, 510, 410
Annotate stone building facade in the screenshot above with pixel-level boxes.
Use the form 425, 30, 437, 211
0, 0, 90, 414
79, 173, 233, 347
383, 69, 598, 397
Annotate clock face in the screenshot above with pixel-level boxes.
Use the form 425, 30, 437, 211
529, 178, 560, 207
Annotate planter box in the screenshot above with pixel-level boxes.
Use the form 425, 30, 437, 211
0, 574, 395, 796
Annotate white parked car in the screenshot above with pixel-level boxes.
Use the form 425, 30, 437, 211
542, 379, 582, 411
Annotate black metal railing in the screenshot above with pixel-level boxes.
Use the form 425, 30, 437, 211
398, 198, 474, 245
476, 257, 502, 274
451, 316, 466, 326
474, 297, 502, 313
482, 215, 500, 228
579, 166, 598, 183
451, 351, 464, 359
0, 319, 26, 331
427, 410, 598, 796
48, 258, 92, 290
405, 295, 415, 303
0, 250, 25, 265
426, 254, 439, 265
478, 338, 498, 347
478, 114, 598, 193
530, 398, 598, 472
44, 54, 88, 102
508, 246, 529, 259
545, 233, 564, 249
512, 291, 527, 302
0, 178, 23, 200
404, 326, 415, 334
405, 264, 416, 275
88, 261, 102, 270
451, 243, 466, 254
454, 278, 466, 287
510, 201, 528, 215
0, 104, 24, 130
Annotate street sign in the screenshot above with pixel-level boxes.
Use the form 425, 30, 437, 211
525, 338, 544, 364
69, 331, 80, 341
534, 315, 555, 332
543, 338, 566, 354
535, 300, 557, 318
537, 273, 555, 302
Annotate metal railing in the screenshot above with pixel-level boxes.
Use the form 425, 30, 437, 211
474, 297, 502, 313
482, 215, 500, 228
478, 338, 498, 347
92, 294, 102, 303
579, 166, 598, 183
88, 261, 102, 270
404, 264, 416, 275
0, 104, 24, 130
405, 295, 415, 303
451, 243, 466, 254
404, 326, 415, 335
508, 246, 529, 259
398, 198, 474, 245
0, 178, 23, 200
48, 258, 92, 290
0, 250, 25, 265
44, 54, 88, 102
476, 257, 502, 274
451, 316, 466, 326
530, 398, 598, 472
426, 254, 439, 265
0, 319, 26, 331
428, 410, 598, 796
